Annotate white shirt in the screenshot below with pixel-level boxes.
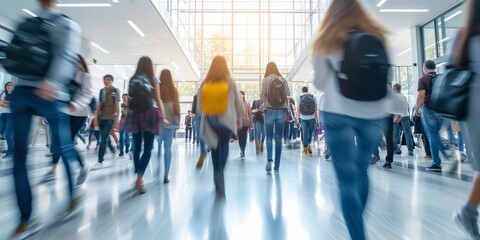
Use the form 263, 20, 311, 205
296, 93, 317, 120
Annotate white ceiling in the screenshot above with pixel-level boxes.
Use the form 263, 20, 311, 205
0, 0, 464, 84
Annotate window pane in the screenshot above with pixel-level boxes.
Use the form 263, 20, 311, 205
423, 21, 437, 60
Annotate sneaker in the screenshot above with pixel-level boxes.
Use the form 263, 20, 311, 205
92, 162, 103, 169
424, 155, 432, 159
408, 151, 414, 156
40, 171, 55, 183
196, 153, 207, 168
77, 165, 89, 185
274, 168, 279, 173
240, 151, 245, 158
394, 148, 402, 155
461, 153, 468, 162
383, 163, 392, 169
426, 164, 442, 172
119, 153, 124, 158
266, 161, 272, 173
45, 153, 53, 157
307, 144, 313, 155
453, 208, 480, 239
12, 219, 41, 238
370, 156, 380, 165
3, 153, 13, 158
302, 147, 307, 154
129, 151, 133, 160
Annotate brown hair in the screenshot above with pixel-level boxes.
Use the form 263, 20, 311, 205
159, 69, 180, 117
311, 0, 386, 55
204, 56, 231, 82
134, 56, 155, 84
454, 0, 480, 66
264, 62, 282, 78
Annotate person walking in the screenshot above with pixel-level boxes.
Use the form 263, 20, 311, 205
297, 86, 317, 155
261, 62, 290, 173
251, 98, 265, 154
237, 91, 252, 159
118, 94, 130, 157
157, 69, 180, 184
1, 82, 14, 158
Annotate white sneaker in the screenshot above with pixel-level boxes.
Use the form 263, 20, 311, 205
265, 161, 272, 173
77, 164, 89, 185
92, 162, 103, 169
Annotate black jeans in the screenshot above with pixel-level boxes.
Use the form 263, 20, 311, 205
185, 127, 192, 141
98, 119, 115, 162
422, 126, 431, 156
238, 126, 249, 152
374, 116, 394, 163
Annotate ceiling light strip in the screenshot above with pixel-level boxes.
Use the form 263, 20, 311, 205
22, 9, 37, 17
376, 0, 387, 7
56, 3, 112, 7
112, 0, 119, 3
91, 42, 110, 54
397, 48, 411, 56
127, 21, 146, 37
380, 9, 429, 13
445, 11, 463, 22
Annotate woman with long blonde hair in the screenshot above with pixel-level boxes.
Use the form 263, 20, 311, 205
311, 0, 394, 239
157, 69, 180, 184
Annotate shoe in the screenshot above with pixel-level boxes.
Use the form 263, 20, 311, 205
370, 156, 380, 165
92, 162, 103, 169
260, 144, 264, 153
163, 174, 170, 184
265, 160, 272, 173
45, 153, 53, 157
77, 165, 89, 185
408, 151, 414, 156
240, 151, 245, 158
394, 149, 402, 155
461, 153, 468, 162
453, 208, 480, 239
68, 196, 82, 214
424, 155, 432, 159
426, 164, 442, 172
94, 146, 99, 151
129, 151, 133, 160
196, 153, 207, 169
12, 219, 41, 238
302, 147, 307, 154
307, 144, 313, 155
274, 168, 279, 173
383, 163, 392, 169
119, 153, 124, 158
3, 153, 13, 158
41, 171, 55, 183
135, 182, 146, 194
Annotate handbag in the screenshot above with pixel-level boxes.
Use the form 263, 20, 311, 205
430, 65, 473, 121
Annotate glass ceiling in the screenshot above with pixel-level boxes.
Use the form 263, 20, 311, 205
151, 0, 330, 83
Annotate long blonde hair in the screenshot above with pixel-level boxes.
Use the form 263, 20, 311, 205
311, 0, 386, 55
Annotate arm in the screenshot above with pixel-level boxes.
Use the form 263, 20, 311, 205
260, 79, 268, 103
416, 91, 426, 116
70, 73, 93, 111
312, 54, 329, 92
152, 82, 166, 123
95, 90, 103, 126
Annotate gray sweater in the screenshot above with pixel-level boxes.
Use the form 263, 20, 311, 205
16, 8, 81, 102
260, 74, 291, 109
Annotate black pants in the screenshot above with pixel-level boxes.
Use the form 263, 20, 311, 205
185, 127, 192, 141
422, 126, 431, 156
98, 119, 115, 162
384, 117, 394, 163
238, 126, 249, 152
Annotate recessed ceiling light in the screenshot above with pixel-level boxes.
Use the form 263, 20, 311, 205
397, 48, 411, 56
56, 3, 112, 8
91, 42, 110, 54
376, 0, 387, 7
127, 21, 145, 37
22, 9, 37, 17
112, 0, 119, 3
380, 9, 429, 13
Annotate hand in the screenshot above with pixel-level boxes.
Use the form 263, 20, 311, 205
68, 104, 76, 112
34, 80, 58, 100
416, 109, 421, 117
393, 115, 402, 123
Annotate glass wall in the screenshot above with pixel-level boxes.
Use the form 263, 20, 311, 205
420, 3, 464, 67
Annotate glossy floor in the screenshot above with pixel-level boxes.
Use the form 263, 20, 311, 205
0, 138, 475, 240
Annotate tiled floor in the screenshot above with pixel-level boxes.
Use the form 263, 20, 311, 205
0, 137, 475, 239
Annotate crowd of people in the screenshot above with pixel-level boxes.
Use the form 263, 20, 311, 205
1, 0, 480, 239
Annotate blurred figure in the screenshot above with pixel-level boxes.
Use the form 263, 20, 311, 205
197, 55, 243, 197
29, 116, 50, 148
158, 69, 180, 183
238, 91, 252, 158
185, 110, 193, 142
392, 83, 414, 156
193, 94, 209, 168
120, 56, 166, 194
311, 0, 393, 239
86, 113, 100, 150
251, 98, 265, 154
451, 0, 480, 238
9, 0, 82, 235
297, 86, 317, 155
41, 54, 93, 184
287, 98, 298, 141
118, 94, 130, 157
1, 82, 13, 158
93, 74, 120, 168
261, 62, 290, 173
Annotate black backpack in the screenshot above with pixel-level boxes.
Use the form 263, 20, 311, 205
327, 32, 390, 101
128, 74, 153, 113
89, 97, 98, 112
0, 15, 64, 80
267, 77, 287, 108
425, 73, 437, 99
300, 94, 315, 115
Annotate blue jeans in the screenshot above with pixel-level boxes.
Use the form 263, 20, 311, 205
458, 131, 465, 153
393, 116, 414, 152
421, 107, 444, 166
195, 115, 207, 153
288, 121, 297, 140
0, 112, 8, 136
254, 121, 265, 144
10, 87, 81, 222
132, 131, 155, 175
211, 138, 229, 172
158, 128, 175, 174
264, 108, 286, 170
444, 120, 455, 146
322, 112, 386, 240
88, 129, 100, 147
119, 131, 130, 154
98, 119, 115, 162
301, 119, 315, 147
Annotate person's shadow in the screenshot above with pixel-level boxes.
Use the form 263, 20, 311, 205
261, 175, 285, 240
